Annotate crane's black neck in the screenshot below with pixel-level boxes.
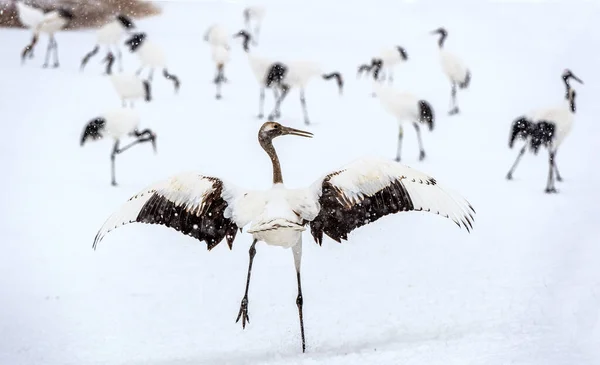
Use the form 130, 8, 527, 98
259, 138, 283, 184
437, 33, 447, 48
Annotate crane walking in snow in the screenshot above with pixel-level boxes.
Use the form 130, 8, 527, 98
80, 14, 136, 73
431, 27, 471, 115
92, 121, 475, 352
80, 108, 157, 186
16, 2, 74, 68
506, 69, 583, 193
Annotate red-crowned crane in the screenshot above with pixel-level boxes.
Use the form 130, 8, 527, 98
16, 1, 74, 68
80, 107, 156, 186
92, 121, 476, 352
80, 14, 136, 73
431, 27, 471, 116
506, 69, 583, 193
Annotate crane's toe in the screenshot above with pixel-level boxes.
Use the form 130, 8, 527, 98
506, 172, 513, 180
419, 151, 426, 161
236, 297, 250, 329
448, 107, 460, 116
545, 187, 558, 194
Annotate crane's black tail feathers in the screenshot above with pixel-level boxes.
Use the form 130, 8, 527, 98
509, 117, 533, 149
143, 80, 152, 102
529, 121, 555, 154
163, 69, 180, 93
81, 118, 106, 146
459, 70, 471, 89
418, 100, 435, 131
322, 72, 344, 95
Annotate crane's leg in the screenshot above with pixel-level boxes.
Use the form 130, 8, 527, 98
506, 145, 527, 180
52, 35, 60, 68
449, 82, 459, 115
80, 45, 99, 72
148, 68, 155, 83
236, 239, 258, 329
412, 122, 426, 161
215, 63, 225, 99
42, 35, 53, 68
395, 124, 404, 162
258, 87, 265, 118
110, 140, 120, 186
292, 240, 306, 353
553, 150, 563, 182
116, 47, 123, 72
268, 85, 289, 120
545, 149, 558, 193
300, 88, 310, 125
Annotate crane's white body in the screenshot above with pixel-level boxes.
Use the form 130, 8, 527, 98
530, 100, 574, 149
109, 73, 147, 105
135, 40, 167, 68
16, 2, 44, 30
245, 52, 273, 85
283, 60, 323, 88
372, 82, 420, 124
204, 24, 230, 48
101, 108, 141, 139
97, 20, 128, 45
439, 50, 468, 84
211, 45, 230, 65
37, 11, 69, 34
375, 46, 408, 82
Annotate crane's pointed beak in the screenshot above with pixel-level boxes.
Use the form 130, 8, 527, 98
571, 73, 584, 85
283, 126, 313, 138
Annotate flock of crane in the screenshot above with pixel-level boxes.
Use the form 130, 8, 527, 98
11, 0, 583, 353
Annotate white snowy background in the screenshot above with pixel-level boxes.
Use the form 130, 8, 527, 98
1, 0, 599, 364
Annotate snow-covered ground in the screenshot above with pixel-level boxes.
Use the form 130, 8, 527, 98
1, 1, 599, 364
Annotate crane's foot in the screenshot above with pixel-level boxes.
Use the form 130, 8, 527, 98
257, 113, 264, 119
304, 119, 310, 126
448, 107, 460, 116
53, 62, 59, 68
235, 297, 250, 329
556, 175, 563, 182
111, 181, 118, 187
394, 156, 401, 163
545, 187, 558, 194
419, 150, 426, 161
216, 94, 222, 100
42, 63, 48, 68
506, 172, 513, 180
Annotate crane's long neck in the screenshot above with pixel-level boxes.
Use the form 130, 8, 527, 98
260, 138, 283, 184
438, 33, 447, 48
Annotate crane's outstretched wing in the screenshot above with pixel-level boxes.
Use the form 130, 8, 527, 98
93, 173, 249, 251
309, 157, 476, 244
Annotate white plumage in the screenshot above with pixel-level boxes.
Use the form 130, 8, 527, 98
92, 121, 475, 353
81, 108, 157, 186
267, 60, 344, 125
16, 2, 74, 68
372, 46, 409, 84
506, 69, 583, 193
370, 61, 435, 162
204, 23, 230, 48
243, 5, 266, 45
80, 15, 136, 73
108, 71, 152, 108
431, 27, 471, 115
125, 33, 181, 93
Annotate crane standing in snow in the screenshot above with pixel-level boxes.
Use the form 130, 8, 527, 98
16, 2, 74, 68
204, 24, 231, 99
80, 108, 157, 186
506, 69, 583, 193
124, 32, 181, 94
103, 52, 152, 107
92, 121, 475, 353
80, 14, 136, 73
358, 46, 409, 85
265, 59, 344, 125
431, 27, 471, 115
233, 30, 280, 118
367, 59, 435, 162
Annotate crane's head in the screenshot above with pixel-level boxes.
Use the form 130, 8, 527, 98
259, 121, 313, 144
562, 69, 583, 85
233, 30, 252, 52
125, 32, 146, 52
396, 46, 408, 61
116, 14, 135, 29
430, 27, 447, 36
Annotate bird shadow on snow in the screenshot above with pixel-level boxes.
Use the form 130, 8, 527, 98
130, 326, 477, 365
